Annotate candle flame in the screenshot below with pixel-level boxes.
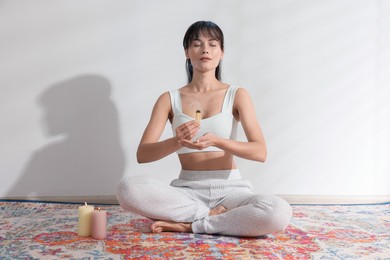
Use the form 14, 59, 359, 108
85, 202, 88, 207
98, 207, 101, 211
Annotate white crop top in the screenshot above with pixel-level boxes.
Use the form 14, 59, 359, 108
169, 85, 239, 154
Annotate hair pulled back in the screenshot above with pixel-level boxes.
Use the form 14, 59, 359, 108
183, 21, 224, 83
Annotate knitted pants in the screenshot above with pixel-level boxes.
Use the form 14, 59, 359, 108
116, 169, 292, 237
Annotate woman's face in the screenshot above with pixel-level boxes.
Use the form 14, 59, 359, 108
185, 32, 224, 75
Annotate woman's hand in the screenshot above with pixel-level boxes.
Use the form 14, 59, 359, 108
175, 120, 200, 142
179, 132, 218, 150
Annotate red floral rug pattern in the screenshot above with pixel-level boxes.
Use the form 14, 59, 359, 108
0, 201, 389, 259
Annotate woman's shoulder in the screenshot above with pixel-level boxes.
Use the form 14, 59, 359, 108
158, 85, 185, 98
156, 91, 170, 100
153, 91, 172, 109
232, 86, 253, 104
155, 85, 187, 105
230, 85, 249, 95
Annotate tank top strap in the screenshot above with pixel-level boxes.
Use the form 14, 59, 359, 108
221, 85, 239, 113
169, 89, 182, 115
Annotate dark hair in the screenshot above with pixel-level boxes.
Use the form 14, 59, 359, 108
183, 21, 224, 83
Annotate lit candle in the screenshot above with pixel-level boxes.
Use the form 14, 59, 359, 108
91, 207, 107, 240
78, 202, 94, 236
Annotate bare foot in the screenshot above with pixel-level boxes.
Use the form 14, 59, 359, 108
151, 221, 192, 233
209, 205, 228, 216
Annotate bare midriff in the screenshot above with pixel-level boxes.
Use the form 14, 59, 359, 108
178, 151, 237, 171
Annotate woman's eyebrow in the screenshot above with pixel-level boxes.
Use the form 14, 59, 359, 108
192, 38, 217, 42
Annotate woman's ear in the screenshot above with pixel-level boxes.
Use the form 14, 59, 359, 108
219, 50, 224, 61
185, 49, 189, 59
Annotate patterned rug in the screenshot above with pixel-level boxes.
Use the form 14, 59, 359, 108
0, 200, 389, 259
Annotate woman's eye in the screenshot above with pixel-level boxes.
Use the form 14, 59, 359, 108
210, 41, 218, 47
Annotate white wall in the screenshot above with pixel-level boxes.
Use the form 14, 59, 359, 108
1, 0, 389, 197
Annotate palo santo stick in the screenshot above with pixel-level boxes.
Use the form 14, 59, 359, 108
195, 110, 201, 123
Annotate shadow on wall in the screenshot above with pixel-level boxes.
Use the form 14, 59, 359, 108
8, 74, 126, 197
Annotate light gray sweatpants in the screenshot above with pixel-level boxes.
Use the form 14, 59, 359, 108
116, 169, 292, 237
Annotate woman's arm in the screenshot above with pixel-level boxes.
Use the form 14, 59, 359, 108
136, 91, 200, 163
183, 88, 267, 162
136, 92, 179, 163
225, 87, 267, 162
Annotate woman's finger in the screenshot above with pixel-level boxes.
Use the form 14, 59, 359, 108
176, 121, 200, 140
